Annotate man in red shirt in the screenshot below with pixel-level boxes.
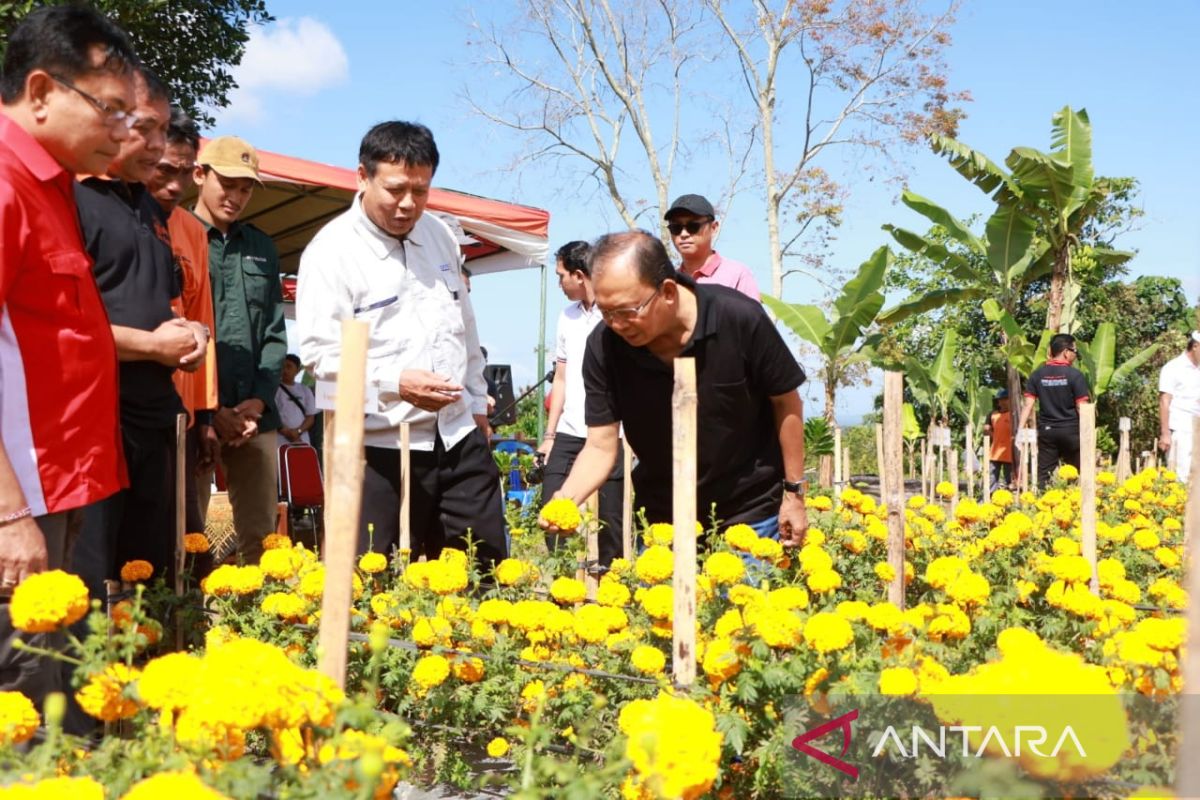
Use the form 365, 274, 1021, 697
0, 6, 136, 704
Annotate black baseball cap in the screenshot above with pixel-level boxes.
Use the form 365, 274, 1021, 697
664, 194, 715, 220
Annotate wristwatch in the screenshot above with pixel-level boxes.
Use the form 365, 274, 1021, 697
782, 478, 807, 496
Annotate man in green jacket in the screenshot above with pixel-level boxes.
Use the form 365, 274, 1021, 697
193, 136, 286, 561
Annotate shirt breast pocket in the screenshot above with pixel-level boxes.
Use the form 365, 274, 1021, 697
703, 378, 752, 466
44, 251, 93, 319
242, 260, 275, 307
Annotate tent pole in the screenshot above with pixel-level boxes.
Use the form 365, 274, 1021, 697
536, 261, 547, 441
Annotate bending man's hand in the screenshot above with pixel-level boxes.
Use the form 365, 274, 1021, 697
0, 517, 48, 589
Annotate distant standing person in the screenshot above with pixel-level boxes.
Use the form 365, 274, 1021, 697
664, 193, 760, 301
1017, 334, 1090, 488
1157, 331, 1200, 481
537, 241, 624, 567
983, 389, 1014, 489
276, 354, 317, 447
193, 136, 287, 563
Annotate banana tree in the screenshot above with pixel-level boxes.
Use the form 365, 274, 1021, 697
764, 246, 890, 487
1074, 322, 1162, 402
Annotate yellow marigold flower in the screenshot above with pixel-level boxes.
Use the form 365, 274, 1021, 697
924, 555, 968, 590
641, 522, 677, 547
727, 584, 763, 606
618, 692, 722, 800
76, 663, 140, 722
1132, 529, 1160, 550
411, 615, 452, 647
427, 559, 469, 595
411, 654, 451, 693
702, 636, 741, 683
1135, 617, 1185, 652
806, 495, 833, 511
835, 600, 870, 621
805, 666, 830, 696
358, 551, 388, 574
797, 544, 833, 575
806, 568, 842, 594
203, 564, 265, 597
990, 488, 1014, 508
934, 480, 956, 498
1015, 579, 1038, 603
1163, 517, 1183, 532
476, 598, 512, 625
927, 603, 971, 640
635, 545, 674, 584
183, 532, 211, 553
5, 777, 104, 800
907, 495, 927, 510
1057, 463, 1079, 481
298, 565, 326, 599
767, 586, 809, 610
750, 536, 785, 564
261, 591, 309, 621
714, 609, 744, 638
1051, 536, 1080, 556
8, 569, 89, 633
486, 736, 510, 758
120, 771, 230, 800
549, 576, 587, 605
540, 497, 582, 532
640, 584, 673, 620
630, 645, 666, 675
119, 559, 154, 583
879, 666, 918, 695
841, 529, 867, 554
954, 498, 984, 524
259, 546, 303, 581
520, 679, 549, 712
802, 612, 854, 654
597, 578, 631, 608
864, 602, 905, 635
137, 652, 203, 711
1154, 547, 1181, 569
261, 532, 291, 551
874, 562, 896, 582
702, 552, 745, 585
1097, 470, 1116, 485
0, 691, 40, 746
495, 558, 536, 586
723, 523, 759, 552
946, 571, 991, 606
608, 557, 632, 576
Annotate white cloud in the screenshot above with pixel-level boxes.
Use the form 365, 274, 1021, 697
215, 17, 348, 125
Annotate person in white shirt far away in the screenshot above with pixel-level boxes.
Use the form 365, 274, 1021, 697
537, 241, 624, 568
275, 353, 316, 447
295, 121, 507, 567
1158, 330, 1200, 481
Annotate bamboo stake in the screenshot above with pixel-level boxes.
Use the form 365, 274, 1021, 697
1079, 403, 1099, 594
843, 446, 851, 492
948, 447, 959, 515
1031, 435, 1039, 492
1116, 417, 1132, 482
318, 319, 369, 688
833, 426, 843, 497
965, 422, 975, 500
982, 433, 992, 501
1175, 417, 1200, 797
399, 423, 411, 555
621, 444, 634, 560
671, 358, 698, 688
322, 410, 334, 551
874, 423, 885, 495
174, 413, 186, 596
883, 371, 906, 609
585, 492, 600, 598
275, 502, 288, 540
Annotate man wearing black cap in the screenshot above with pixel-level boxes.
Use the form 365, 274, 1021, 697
1017, 333, 1091, 488
664, 193, 760, 300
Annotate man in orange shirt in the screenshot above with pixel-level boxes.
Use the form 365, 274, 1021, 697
146, 107, 218, 531
983, 389, 1014, 489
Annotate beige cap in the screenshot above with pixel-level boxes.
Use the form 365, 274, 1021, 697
198, 136, 262, 181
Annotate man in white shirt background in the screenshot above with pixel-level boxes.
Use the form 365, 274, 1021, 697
1158, 331, 1200, 481
296, 121, 506, 565
275, 353, 316, 447
537, 241, 623, 568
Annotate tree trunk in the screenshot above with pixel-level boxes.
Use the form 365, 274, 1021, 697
1045, 243, 1072, 333
763, 94, 782, 298
819, 373, 836, 488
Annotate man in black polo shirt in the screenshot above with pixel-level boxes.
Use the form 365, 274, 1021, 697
72, 67, 208, 596
543, 230, 808, 545
1017, 333, 1091, 488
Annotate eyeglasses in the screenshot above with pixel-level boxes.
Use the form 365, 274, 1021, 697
667, 219, 712, 236
1065, 347, 1078, 354
49, 73, 138, 129
599, 287, 660, 323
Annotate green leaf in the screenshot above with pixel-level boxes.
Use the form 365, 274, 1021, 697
929, 133, 1019, 201
1006, 147, 1075, 217
762, 296, 831, 350
826, 292, 885, 356
1079, 322, 1115, 394
900, 190, 985, 255
930, 331, 960, 414
1050, 106, 1093, 195
902, 403, 923, 441
882, 224, 979, 284
984, 204, 1037, 278
1110, 343, 1162, 392
832, 246, 890, 322
1087, 246, 1135, 267
878, 287, 985, 325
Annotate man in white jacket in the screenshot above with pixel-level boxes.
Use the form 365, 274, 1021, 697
296, 121, 506, 566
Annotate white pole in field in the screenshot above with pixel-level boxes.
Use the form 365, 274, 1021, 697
874, 423, 885, 497
883, 372, 906, 609
671, 358, 698, 688
833, 426, 843, 497
965, 422, 975, 500
948, 447, 959, 515
1116, 417, 1132, 482
1174, 416, 1200, 796
399, 422, 411, 555
1079, 403, 1099, 594
621, 445, 634, 560
982, 433, 992, 501
318, 319, 369, 689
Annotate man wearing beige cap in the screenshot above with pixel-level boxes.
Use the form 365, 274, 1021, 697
193, 135, 286, 562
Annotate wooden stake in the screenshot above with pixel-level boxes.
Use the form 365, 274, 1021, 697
585, 492, 600, 597
843, 446, 851, 491
275, 501, 289, 540
883, 371, 906, 609
1116, 417, 1132, 482
1079, 403, 1098, 594
322, 410, 334, 551
982, 434, 992, 501
1031, 436, 1039, 492
1175, 417, 1200, 797
833, 426, 843, 496
174, 413, 186, 596
874, 423, 885, 494
318, 319, 369, 688
399, 422, 411, 555
671, 358, 698, 688
965, 422, 975, 500
621, 444, 634, 560
948, 447, 959, 515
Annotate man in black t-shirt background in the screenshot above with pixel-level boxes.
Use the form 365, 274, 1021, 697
1018, 333, 1091, 488
540, 230, 809, 547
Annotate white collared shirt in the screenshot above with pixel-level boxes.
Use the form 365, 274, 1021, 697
1159, 351, 1200, 431
553, 300, 603, 438
296, 195, 487, 450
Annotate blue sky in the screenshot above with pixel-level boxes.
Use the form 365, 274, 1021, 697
208, 1, 1200, 424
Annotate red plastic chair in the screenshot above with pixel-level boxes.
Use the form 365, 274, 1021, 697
280, 444, 324, 546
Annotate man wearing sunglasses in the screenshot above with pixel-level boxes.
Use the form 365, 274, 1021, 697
542, 230, 808, 548
0, 3, 136, 711
1017, 333, 1091, 488
664, 194, 760, 301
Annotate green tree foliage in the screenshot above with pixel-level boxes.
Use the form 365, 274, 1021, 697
0, 0, 272, 126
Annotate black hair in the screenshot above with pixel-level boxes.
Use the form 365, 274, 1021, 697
136, 65, 170, 104
555, 240, 592, 276
1, 5, 136, 104
284, 353, 302, 368
590, 230, 675, 288
1049, 333, 1077, 356
1187, 335, 1199, 352
358, 121, 439, 177
165, 106, 200, 151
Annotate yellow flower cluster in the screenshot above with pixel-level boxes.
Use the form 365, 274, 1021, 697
540, 497, 582, 531
120, 559, 154, 583
183, 532, 211, 553
618, 692, 722, 800
8, 570, 89, 633
76, 662, 140, 722
201, 564, 265, 597
358, 551, 389, 574
0, 691, 39, 746
702, 551, 745, 585
550, 576, 587, 605
634, 545, 673, 584
121, 772, 231, 800
405, 550, 469, 595
261, 532, 291, 551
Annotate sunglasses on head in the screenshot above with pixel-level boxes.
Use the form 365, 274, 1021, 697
667, 218, 712, 236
